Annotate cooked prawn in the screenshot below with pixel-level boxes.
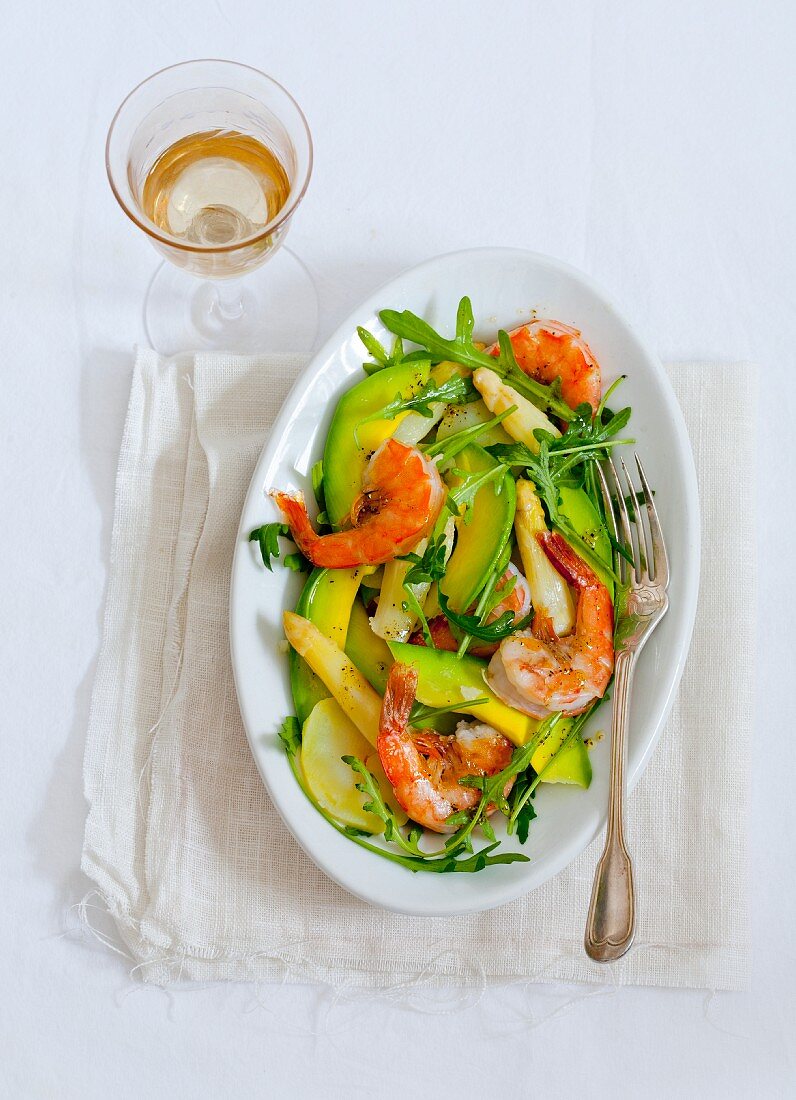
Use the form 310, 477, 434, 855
408, 563, 531, 658
488, 319, 602, 412
271, 438, 445, 568
488, 532, 613, 717
377, 663, 514, 833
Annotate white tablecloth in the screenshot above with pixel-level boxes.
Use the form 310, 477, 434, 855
2, 1, 794, 1096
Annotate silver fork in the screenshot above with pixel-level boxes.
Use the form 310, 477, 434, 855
584, 454, 670, 962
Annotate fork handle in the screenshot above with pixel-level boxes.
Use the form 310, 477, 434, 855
584, 649, 636, 961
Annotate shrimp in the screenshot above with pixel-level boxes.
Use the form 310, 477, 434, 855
408, 563, 531, 658
271, 438, 445, 568
378, 663, 514, 833
488, 532, 613, 717
488, 319, 602, 412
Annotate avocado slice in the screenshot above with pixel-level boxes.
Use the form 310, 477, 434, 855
558, 485, 614, 596
440, 444, 516, 613
323, 360, 431, 527
289, 566, 366, 724
344, 598, 393, 694
532, 717, 592, 787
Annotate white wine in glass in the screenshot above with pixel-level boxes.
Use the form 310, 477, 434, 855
107, 61, 316, 354
141, 130, 291, 255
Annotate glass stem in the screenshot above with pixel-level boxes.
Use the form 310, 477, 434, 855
212, 279, 245, 321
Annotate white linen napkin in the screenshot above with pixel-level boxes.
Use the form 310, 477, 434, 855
82, 350, 753, 991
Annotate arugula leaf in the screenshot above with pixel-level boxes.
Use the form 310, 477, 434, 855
505, 701, 604, 837
448, 532, 514, 657
338, 755, 528, 872
359, 373, 477, 427
446, 463, 508, 521
284, 552, 311, 573
399, 531, 450, 587
514, 796, 537, 845
249, 522, 290, 571
438, 714, 563, 853
607, 529, 636, 568
342, 755, 427, 854
396, 528, 453, 648
485, 441, 541, 467
545, 409, 633, 466
507, 770, 538, 844
250, 523, 312, 573
487, 374, 632, 480
357, 327, 434, 376
486, 438, 618, 581
412, 843, 530, 873
443, 809, 472, 829
277, 715, 302, 757
612, 578, 638, 650
611, 488, 649, 525
379, 296, 575, 421
357, 326, 390, 369
438, 589, 531, 643
249, 523, 311, 573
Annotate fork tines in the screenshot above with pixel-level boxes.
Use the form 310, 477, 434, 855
595, 454, 669, 589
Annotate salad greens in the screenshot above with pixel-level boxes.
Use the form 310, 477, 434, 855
379, 296, 575, 420
356, 328, 431, 376
485, 386, 633, 582
255, 296, 632, 875
445, 462, 508, 521
359, 373, 478, 426
249, 523, 310, 573
249, 522, 289, 571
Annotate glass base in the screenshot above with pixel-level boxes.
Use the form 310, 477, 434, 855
143, 247, 319, 356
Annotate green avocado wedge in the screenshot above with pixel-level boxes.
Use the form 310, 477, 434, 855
323, 360, 431, 527
532, 717, 592, 786
289, 567, 368, 724
558, 485, 614, 596
440, 444, 516, 613
344, 598, 392, 695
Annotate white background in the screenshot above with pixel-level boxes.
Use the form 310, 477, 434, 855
1, 1, 795, 1096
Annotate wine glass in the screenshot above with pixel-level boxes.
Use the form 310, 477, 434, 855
106, 60, 316, 355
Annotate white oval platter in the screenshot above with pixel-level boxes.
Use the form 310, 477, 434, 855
230, 248, 700, 916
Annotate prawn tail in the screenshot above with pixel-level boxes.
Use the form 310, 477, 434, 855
380, 662, 418, 739
270, 491, 320, 559
531, 611, 557, 643
537, 531, 598, 589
